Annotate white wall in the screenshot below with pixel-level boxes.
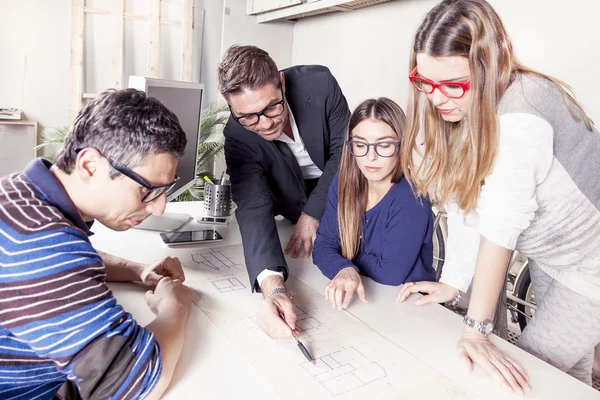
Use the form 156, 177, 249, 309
0, 0, 292, 131
195, 0, 294, 113
7, 0, 595, 173
0, 0, 207, 132
0, 0, 72, 129
183, 0, 294, 109
212, 0, 295, 175
0, 0, 292, 175
198, 0, 225, 107
291, 0, 600, 123
222, 0, 294, 74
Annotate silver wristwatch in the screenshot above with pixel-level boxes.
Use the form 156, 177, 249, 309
265, 287, 292, 299
463, 315, 494, 336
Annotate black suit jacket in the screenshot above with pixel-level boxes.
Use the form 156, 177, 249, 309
224, 65, 351, 292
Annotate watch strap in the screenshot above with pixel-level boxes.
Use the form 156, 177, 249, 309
265, 287, 292, 300
463, 315, 494, 336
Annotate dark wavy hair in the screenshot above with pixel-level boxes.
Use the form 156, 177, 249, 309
54, 88, 187, 178
217, 45, 280, 98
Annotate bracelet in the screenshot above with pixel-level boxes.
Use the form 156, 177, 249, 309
265, 287, 292, 300
448, 290, 463, 308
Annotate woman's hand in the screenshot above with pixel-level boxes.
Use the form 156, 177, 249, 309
396, 281, 458, 305
457, 329, 531, 394
324, 267, 368, 310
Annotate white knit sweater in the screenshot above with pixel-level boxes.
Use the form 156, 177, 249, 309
438, 74, 600, 300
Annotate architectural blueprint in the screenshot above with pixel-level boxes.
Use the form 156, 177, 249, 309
178, 245, 481, 399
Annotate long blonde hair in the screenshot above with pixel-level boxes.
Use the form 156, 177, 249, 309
338, 98, 406, 259
401, 0, 594, 213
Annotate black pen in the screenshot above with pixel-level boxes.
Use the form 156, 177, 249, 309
278, 312, 316, 364
292, 332, 316, 364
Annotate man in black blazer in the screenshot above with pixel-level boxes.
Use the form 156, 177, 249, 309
218, 45, 350, 339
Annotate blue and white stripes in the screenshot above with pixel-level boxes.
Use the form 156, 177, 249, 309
0, 160, 162, 399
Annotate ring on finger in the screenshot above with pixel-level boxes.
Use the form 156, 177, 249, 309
501, 360, 513, 369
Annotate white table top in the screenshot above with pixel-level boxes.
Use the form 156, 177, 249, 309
90, 202, 600, 400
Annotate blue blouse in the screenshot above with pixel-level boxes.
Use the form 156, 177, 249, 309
313, 174, 436, 286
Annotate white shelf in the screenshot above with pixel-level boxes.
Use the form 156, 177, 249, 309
254, 0, 393, 23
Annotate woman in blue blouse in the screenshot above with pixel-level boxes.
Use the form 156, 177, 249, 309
312, 97, 436, 310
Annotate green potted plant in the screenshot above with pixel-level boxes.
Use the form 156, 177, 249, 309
36, 103, 229, 202
173, 103, 229, 201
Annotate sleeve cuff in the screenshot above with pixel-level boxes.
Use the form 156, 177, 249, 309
301, 211, 320, 223
478, 221, 520, 250
328, 263, 359, 280
439, 272, 473, 293
256, 269, 285, 290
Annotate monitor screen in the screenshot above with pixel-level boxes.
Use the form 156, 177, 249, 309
129, 77, 204, 201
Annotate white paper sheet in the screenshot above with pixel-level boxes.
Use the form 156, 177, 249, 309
176, 244, 481, 399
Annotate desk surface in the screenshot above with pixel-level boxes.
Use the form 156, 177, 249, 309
90, 202, 600, 400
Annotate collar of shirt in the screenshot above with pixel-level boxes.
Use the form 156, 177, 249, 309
23, 158, 94, 236
276, 103, 302, 145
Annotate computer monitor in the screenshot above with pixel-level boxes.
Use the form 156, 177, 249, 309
128, 76, 204, 231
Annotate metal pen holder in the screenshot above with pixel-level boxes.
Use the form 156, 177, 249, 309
204, 182, 233, 217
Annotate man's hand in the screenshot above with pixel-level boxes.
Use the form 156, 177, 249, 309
284, 214, 319, 258
145, 277, 194, 315
324, 267, 368, 310
396, 281, 458, 305
257, 275, 299, 339
457, 329, 531, 394
140, 256, 185, 286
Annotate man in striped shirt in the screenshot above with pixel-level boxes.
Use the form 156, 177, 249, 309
0, 89, 194, 400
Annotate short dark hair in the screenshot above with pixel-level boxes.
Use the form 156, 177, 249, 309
217, 45, 280, 97
54, 89, 187, 178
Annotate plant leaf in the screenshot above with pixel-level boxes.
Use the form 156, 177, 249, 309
35, 125, 70, 151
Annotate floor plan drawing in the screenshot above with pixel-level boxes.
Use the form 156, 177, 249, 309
191, 249, 239, 271
295, 305, 333, 338
211, 276, 246, 293
225, 313, 268, 342
301, 347, 387, 396
176, 244, 479, 399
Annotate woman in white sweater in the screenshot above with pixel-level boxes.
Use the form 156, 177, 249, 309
396, 0, 600, 394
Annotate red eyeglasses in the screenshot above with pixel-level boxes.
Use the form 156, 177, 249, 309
408, 67, 471, 99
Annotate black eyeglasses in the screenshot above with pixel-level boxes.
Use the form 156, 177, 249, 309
230, 86, 285, 127
75, 148, 179, 203
346, 140, 400, 158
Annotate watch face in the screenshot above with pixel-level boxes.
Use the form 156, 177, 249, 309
484, 322, 494, 335
464, 316, 494, 336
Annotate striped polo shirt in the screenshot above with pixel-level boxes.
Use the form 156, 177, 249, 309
0, 159, 162, 399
